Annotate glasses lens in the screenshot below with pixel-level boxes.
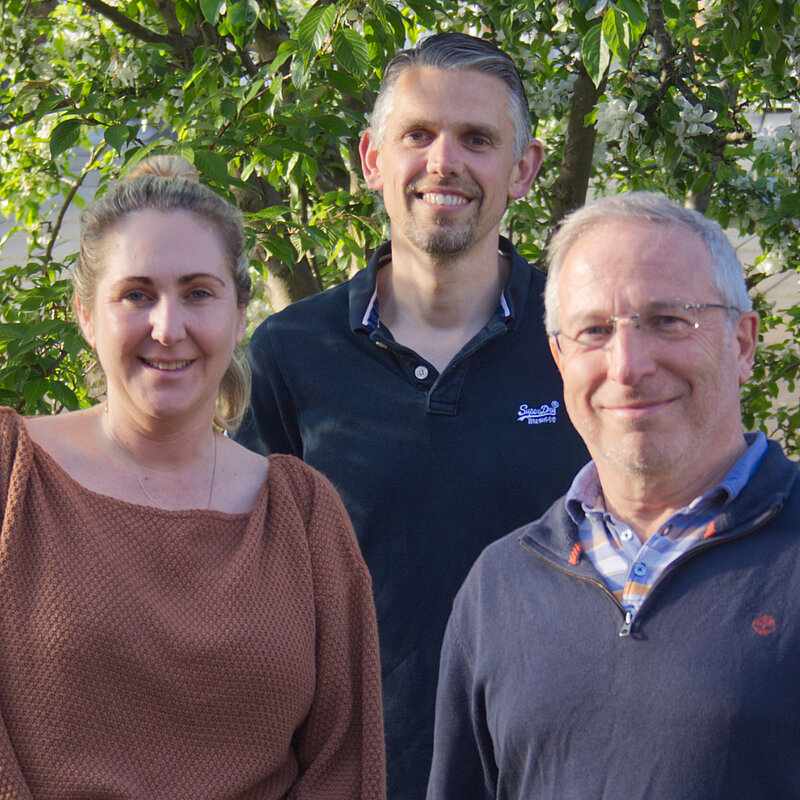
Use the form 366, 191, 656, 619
639, 301, 697, 341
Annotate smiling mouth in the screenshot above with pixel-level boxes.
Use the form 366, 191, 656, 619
606, 398, 675, 416
419, 192, 470, 207
141, 358, 193, 371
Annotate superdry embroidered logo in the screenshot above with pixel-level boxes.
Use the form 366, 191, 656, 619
517, 401, 560, 425
752, 614, 777, 636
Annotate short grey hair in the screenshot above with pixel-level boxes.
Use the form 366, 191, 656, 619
368, 32, 533, 161
543, 191, 752, 333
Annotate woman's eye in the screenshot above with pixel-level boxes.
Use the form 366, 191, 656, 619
188, 288, 213, 301
122, 290, 148, 303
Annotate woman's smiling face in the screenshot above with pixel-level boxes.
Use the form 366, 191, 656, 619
78, 208, 246, 426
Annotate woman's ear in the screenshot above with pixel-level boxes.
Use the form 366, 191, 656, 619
75, 294, 96, 349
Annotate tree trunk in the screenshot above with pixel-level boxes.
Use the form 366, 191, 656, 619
548, 64, 604, 227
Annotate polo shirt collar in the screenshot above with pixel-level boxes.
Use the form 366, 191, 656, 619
348, 236, 533, 334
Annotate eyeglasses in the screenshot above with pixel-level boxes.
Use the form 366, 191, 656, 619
550, 300, 743, 354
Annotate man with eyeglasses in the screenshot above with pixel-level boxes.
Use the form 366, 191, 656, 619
428, 191, 800, 799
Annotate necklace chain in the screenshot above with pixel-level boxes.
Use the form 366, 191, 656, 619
105, 409, 218, 510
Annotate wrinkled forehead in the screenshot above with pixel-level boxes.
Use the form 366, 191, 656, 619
558, 220, 718, 317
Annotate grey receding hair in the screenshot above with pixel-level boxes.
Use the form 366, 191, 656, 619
75, 155, 252, 430
543, 191, 752, 334
368, 32, 533, 161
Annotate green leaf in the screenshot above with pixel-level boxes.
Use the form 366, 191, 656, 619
661, 0, 680, 19
402, 0, 442, 27
227, 0, 259, 48
269, 40, 297, 75
326, 67, 363, 99
296, 4, 336, 55
582, 24, 611, 87
313, 113, 353, 138
199, 0, 225, 25
691, 171, 712, 195
34, 94, 66, 127
263, 236, 296, 264
104, 123, 131, 153
602, 7, 631, 63
193, 149, 230, 184
617, 0, 647, 38
332, 29, 370, 77
22, 379, 49, 406
704, 85, 729, 114
49, 118, 82, 160
47, 380, 80, 410
778, 193, 800, 218
172, 0, 197, 29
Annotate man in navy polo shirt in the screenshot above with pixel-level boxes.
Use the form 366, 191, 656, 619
428, 192, 800, 799
234, 32, 587, 800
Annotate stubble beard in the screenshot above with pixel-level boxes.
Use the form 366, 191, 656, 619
403, 181, 483, 261
406, 216, 478, 259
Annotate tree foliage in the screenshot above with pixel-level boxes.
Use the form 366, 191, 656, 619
0, 0, 798, 449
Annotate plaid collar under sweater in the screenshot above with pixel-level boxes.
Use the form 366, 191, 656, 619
566, 433, 767, 617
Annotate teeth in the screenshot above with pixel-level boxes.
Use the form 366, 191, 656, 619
422, 193, 468, 206
144, 360, 191, 371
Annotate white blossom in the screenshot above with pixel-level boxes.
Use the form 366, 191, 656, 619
110, 53, 140, 87
759, 247, 789, 276
553, 1, 571, 32
530, 75, 578, 119
670, 96, 717, 146
586, 0, 610, 20
596, 98, 645, 145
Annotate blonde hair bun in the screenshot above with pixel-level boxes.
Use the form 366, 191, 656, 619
126, 155, 199, 183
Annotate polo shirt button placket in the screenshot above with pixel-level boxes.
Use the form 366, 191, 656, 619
414, 365, 429, 380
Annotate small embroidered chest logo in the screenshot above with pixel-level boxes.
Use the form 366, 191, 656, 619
752, 614, 777, 636
517, 401, 560, 425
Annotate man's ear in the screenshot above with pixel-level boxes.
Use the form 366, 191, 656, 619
734, 310, 760, 384
549, 334, 564, 374
75, 294, 96, 349
359, 128, 384, 191
508, 139, 544, 201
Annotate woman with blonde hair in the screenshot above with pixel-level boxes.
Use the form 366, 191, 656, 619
0, 156, 385, 799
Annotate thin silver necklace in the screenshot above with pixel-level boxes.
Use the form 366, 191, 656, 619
105, 409, 218, 510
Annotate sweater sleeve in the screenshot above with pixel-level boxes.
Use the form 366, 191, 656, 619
233, 320, 303, 458
285, 461, 386, 800
426, 590, 497, 800
0, 409, 38, 798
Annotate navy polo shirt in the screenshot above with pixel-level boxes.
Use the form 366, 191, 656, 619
234, 238, 588, 800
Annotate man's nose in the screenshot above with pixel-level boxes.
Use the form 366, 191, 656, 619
426, 134, 462, 176
605, 318, 658, 385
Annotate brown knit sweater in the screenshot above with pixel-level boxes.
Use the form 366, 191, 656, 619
0, 407, 385, 799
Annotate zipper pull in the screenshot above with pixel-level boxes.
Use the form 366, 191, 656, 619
619, 610, 633, 637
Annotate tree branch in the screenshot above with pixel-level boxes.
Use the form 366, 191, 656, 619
647, 0, 677, 72
81, 0, 188, 47
45, 142, 106, 263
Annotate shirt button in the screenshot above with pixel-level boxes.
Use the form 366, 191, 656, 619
414, 365, 429, 380
633, 563, 647, 577
620, 529, 634, 542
